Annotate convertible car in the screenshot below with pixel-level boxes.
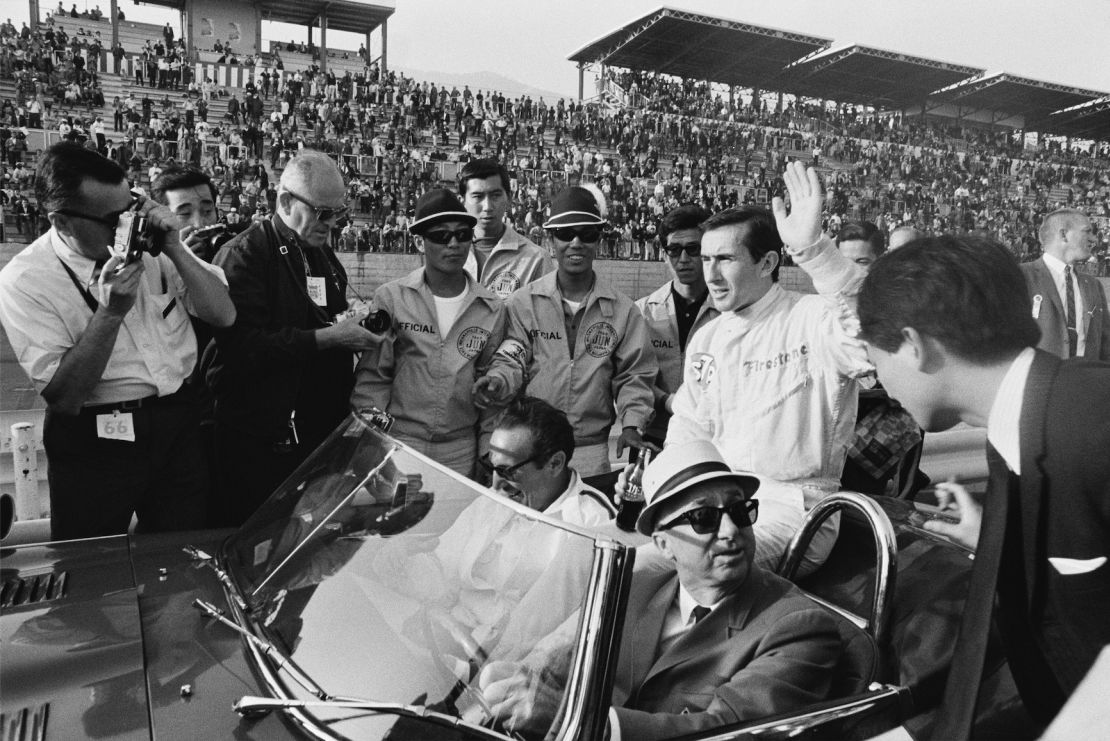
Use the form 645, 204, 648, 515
1, 411, 1009, 740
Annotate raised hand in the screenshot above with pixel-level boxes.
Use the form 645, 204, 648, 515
771, 161, 824, 250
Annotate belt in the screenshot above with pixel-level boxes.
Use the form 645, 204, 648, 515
80, 383, 193, 416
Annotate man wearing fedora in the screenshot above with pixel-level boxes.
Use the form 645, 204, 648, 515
480, 440, 840, 740
351, 188, 523, 477
504, 185, 657, 476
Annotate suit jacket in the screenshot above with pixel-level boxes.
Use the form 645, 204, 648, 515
1020, 258, 1110, 361
994, 350, 1110, 720
611, 565, 840, 740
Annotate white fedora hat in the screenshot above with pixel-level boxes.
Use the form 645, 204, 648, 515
636, 440, 760, 536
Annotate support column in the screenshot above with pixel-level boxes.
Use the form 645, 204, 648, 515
109, 0, 118, 50
577, 62, 584, 102
28, 0, 41, 29
365, 29, 371, 66
319, 9, 327, 73
380, 19, 387, 73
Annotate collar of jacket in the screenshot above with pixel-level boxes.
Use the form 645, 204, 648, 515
532, 270, 617, 319
398, 267, 501, 311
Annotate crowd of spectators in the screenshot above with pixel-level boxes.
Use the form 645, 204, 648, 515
1, 16, 1108, 272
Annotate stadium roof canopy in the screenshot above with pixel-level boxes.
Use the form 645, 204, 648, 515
1047, 97, 1110, 141
780, 44, 985, 109
930, 72, 1106, 126
567, 6, 831, 91
141, 0, 395, 35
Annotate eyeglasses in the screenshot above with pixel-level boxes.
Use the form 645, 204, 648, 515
478, 450, 548, 482
549, 226, 602, 243
659, 499, 759, 534
53, 198, 138, 229
422, 227, 474, 245
284, 189, 350, 222
664, 241, 702, 258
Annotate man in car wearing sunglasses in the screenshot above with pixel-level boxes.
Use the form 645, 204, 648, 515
480, 440, 839, 740
351, 188, 523, 477
504, 186, 656, 476
204, 149, 384, 526
635, 204, 718, 446
0, 142, 235, 539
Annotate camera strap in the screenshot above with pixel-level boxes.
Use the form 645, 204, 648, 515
263, 219, 332, 325
57, 255, 99, 313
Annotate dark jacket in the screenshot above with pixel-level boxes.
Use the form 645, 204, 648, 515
205, 217, 353, 444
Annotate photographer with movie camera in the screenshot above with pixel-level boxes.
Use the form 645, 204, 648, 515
0, 142, 236, 540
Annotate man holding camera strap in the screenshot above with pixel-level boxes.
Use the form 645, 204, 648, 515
0, 142, 236, 540
205, 150, 383, 527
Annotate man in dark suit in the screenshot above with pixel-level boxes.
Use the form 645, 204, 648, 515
857, 235, 1110, 739
481, 440, 840, 740
1021, 208, 1110, 361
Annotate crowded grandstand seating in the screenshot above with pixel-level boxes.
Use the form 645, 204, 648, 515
1, 12, 1108, 275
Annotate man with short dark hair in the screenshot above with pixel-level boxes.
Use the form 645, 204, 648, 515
458, 158, 553, 299
480, 440, 840, 740
858, 234, 1110, 739
484, 396, 615, 524
0, 142, 235, 539
151, 164, 223, 261
667, 163, 870, 573
635, 204, 718, 446
835, 220, 885, 267
1021, 208, 1110, 360
205, 150, 382, 526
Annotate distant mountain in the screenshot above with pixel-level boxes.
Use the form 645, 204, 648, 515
391, 66, 573, 103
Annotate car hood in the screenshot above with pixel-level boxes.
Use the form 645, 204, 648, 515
1, 532, 300, 741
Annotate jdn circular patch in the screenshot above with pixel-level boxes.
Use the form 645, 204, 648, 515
489, 271, 522, 299
457, 327, 491, 359
583, 322, 617, 358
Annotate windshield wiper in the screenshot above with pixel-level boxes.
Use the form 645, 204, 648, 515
193, 599, 329, 700
184, 546, 248, 613
233, 696, 515, 740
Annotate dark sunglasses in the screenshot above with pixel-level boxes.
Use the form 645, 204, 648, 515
54, 198, 139, 229
422, 227, 474, 245
478, 450, 548, 481
664, 241, 702, 258
285, 189, 350, 222
549, 226, 602, 243
659, 499, 759, 534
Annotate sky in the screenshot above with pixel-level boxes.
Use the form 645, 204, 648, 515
12, 0, 1110, 101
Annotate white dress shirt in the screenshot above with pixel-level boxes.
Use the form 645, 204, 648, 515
1042, 253, 1087, 357
986, 347, 1036, 474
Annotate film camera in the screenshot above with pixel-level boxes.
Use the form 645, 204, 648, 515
113, 210, 160, 265
361, 309, 391, 333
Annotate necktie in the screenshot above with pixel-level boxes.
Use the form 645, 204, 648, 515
690, 605, 711, 625
1064, 265, 1078, 358
932, 445, 1016, 741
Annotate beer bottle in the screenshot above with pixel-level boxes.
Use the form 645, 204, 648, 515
616, 448, 652, 532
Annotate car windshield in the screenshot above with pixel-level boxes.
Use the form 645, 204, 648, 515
222, 412, 618, 739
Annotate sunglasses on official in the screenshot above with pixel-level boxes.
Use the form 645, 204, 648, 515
659, 499, 759, 534
285, 189, 350, 222
478, 449, 549, 481
664, 241, 701, 258
422, 227, 475, 245
549, 226, 602, 243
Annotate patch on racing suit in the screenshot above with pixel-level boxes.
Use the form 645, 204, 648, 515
688, 352, 716, 388
457, 326, 492, 359
583, 322, 618, 358
489, 271, 522, 299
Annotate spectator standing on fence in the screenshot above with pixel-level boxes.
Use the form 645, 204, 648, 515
505, 185, 656, 476
0, 143, 235, 539
204, 150, 382, 526
459, 158, 554, 299
635, 204, 718, 447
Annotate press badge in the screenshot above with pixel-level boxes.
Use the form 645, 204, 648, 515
96, 411, 136, 442
306, 276, 327, 306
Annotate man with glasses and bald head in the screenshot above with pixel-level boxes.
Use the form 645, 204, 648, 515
0, 142, 235, 539
205, 149, 384, 526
